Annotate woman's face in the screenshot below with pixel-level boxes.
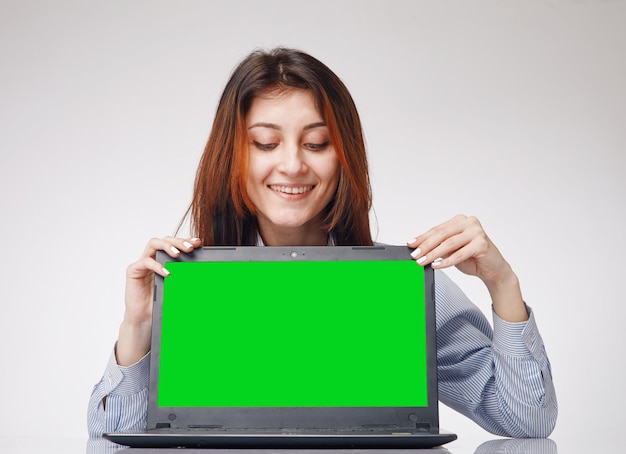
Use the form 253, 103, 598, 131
245, 89, 340, 245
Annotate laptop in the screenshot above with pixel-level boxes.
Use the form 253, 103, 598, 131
104, 245, 457, 448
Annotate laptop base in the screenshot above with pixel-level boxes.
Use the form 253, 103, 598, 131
104, 430, 457, 449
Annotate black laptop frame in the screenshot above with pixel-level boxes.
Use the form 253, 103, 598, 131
147, 246, 439, 433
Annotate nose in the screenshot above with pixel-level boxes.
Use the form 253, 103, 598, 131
277, 143, 307, 176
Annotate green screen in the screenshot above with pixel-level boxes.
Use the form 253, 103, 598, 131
158, 260, 428, 407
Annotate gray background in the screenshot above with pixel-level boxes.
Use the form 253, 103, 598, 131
1, 1, 624, 452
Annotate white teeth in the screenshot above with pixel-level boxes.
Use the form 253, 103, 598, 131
269, 185, 313, 194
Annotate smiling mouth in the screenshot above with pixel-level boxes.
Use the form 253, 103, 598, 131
269, 185, 315, 195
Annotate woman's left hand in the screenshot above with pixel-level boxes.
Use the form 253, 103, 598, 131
407, 214, 509, 287
407, 214, 528, 321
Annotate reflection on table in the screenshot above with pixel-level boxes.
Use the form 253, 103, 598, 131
86, 436, 557, 454
474, 438, 557, 453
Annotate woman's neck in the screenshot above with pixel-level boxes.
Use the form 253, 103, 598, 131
257, 222, 328, 246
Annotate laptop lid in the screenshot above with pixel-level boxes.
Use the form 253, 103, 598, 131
147, 245, 439, 433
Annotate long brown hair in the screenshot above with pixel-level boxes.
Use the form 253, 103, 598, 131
185, 47, 373, 246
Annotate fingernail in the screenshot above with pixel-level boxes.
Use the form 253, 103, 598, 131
407, 238, 417, 245
410, 248, 421, 259
432, 258, 442, 267
162, 267, 170, 276
170, 246, 180, 254
191, 238, 200, 242
416, 256, 427, 265
183, 241, 193, 249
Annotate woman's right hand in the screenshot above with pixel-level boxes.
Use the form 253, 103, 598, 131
116, 236, 202, 366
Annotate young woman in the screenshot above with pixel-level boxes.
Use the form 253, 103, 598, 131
88, 48, 557, 438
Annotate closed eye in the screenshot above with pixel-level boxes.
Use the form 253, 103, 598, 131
253, 141, 278, 151
305, 141, 330, 151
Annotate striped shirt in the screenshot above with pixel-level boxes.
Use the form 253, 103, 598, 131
87, 269, 557, 438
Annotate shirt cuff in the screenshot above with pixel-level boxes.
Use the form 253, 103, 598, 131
102, 344, 150, 396
492, 305, 544, 359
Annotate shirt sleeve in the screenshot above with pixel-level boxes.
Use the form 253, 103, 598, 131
434, 270, 557, 438
87, 345, 150, 438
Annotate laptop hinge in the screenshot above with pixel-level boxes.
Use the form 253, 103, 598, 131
187, 425, 223, 429
361, 424, 399, 430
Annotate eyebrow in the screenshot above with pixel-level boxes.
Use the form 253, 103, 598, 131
248, 121, 327, 131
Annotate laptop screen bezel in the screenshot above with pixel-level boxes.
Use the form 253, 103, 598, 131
147, 245, 439, 431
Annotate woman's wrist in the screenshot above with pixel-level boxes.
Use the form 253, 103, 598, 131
116, 320, 152, 367
484, 268, 528, 323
